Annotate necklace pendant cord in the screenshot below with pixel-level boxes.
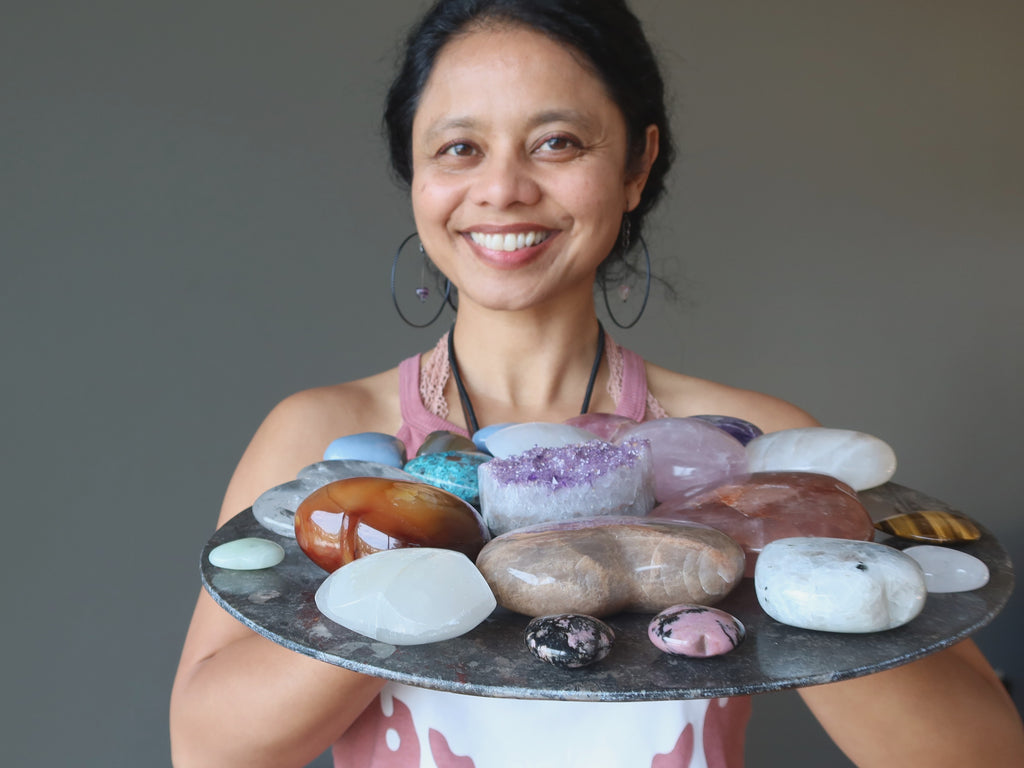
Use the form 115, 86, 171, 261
448, 322, 605, 436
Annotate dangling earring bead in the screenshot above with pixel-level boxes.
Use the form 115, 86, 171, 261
602, 219, 651, 329
391, 232, 451, 328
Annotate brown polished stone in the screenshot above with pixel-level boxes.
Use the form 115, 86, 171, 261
874, 510, 981, 543
652, 471, 875, 577
475, 517, 745, 618
294, 477, 490, 572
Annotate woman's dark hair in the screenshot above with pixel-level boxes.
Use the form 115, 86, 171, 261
383, 0, 675, 284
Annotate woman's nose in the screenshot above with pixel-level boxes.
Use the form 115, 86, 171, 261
468, 150, 542, 209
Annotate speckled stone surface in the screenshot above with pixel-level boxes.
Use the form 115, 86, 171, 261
201, 482, 1013, 702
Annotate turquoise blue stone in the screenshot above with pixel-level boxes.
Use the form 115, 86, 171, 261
404, 450, 491, 506
416, 430, 482, 457
323, 432, 406, 467
471, 423, 516, 454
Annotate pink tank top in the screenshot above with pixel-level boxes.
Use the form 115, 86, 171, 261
333, 336, 752, 767
395, 332, 664, 454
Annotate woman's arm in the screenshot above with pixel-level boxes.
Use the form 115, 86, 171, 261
648, 363, 1024, 765
170, 384, 397, 768
799, 640, 1024, 767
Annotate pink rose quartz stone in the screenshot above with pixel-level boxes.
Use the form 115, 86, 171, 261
652, 471, 874, 577
648, 604, 746, 657
614, 417, 747, 502
563, 412, 638, 442
475, 516, 745, 618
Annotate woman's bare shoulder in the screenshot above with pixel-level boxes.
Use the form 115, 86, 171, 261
216, 366, 403, 525
645, 362, 819, 433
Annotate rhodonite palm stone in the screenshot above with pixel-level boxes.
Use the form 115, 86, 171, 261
477, 439, 654, 536
648, 604, 745, 657
614, 417, 748, 502
652, 471, 874, 576
294, 477, 490, 572
475, 517, 745, 618
525, 614, 615, 668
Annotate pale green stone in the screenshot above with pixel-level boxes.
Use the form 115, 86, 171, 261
209, 538, 285, 570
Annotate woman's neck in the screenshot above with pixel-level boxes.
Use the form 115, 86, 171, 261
445, 302, 609, 429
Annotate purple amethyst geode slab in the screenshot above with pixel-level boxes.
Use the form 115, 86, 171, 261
475, 517, 745, 618
652, 471, 875, 577
477, 439, 654, 536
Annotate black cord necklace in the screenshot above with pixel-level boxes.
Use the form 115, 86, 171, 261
448, 322, 606, 436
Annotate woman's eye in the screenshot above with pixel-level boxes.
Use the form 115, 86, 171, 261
539, 135, 578, 152
441, 142, 475, 157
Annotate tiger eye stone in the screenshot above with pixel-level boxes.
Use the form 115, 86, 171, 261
874, 510, 981, 543
294, 477, 490, 572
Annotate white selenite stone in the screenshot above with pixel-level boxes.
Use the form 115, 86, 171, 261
315, 548, 497, 645
755, 537, 926, 632
484, 422, 602, 459
208, 538, 285, 570
746, 427, 897, 491
903, 545, 990, 593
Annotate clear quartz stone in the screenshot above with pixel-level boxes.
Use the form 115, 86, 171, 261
902, 545, 990, 593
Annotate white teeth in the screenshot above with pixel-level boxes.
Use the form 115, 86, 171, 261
470, 231, 550, 252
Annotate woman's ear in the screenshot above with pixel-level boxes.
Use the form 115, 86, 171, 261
625, 124, 660, 212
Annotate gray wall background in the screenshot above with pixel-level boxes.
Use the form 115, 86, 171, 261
3, 1, 1021, 766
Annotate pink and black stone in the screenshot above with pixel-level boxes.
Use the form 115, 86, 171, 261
525, 614, 615, 669
648, 604, 745, 658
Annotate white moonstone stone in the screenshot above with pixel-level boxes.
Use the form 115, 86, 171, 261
209, 538, 285, 570
746, 427, 897, 491
484, 422, 602, 459
902, 545, 990, 593
315, 548, 497, 645
755, 537, 926, 632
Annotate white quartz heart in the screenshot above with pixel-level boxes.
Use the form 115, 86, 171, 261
902, 545, 990, 593
484, 422, 602, 459
746, 427, 897, 491
315, 548, 496, 645
754, 537, 926, 632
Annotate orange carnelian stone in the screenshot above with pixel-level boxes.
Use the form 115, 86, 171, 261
294, 477, 490, 572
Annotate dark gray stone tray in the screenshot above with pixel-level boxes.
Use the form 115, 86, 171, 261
200, 483, 1013, 701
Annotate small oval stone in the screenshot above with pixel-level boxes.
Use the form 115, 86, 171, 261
746, 427, 897, 491
403, 450, 491, 506
209, 538, 285, 570
484, 422, 601, 459
874, 510, 981, 543
525, 614, 614, 668
692, 415, 764, 446
416, 430, 481, 457
323, 433, 407, 468
648, 604, 745, 657
755, 537, 927, 633
902, 545, 990, 593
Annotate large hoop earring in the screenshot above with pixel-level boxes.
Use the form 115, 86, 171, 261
602, 232, 651, 329
391, 232, 451, 328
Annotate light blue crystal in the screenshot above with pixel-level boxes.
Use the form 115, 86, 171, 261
323, 432, 407, 467
209, 538, 285, 570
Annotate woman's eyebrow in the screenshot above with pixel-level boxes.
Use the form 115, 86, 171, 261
421, 109, 595, 143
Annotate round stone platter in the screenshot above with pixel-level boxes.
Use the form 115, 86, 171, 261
200, 483, 1013, 702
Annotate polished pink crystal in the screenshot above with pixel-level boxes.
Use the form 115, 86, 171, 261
652, 471, 874, 577
563, 412, 638, 442
615, 417, 747, 502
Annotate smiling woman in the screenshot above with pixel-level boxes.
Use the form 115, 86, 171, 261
168, 1, 1024, 767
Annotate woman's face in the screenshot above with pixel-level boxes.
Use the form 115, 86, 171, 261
410, 24, 657, 316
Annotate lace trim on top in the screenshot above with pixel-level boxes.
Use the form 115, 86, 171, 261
419, 331, 667, 420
